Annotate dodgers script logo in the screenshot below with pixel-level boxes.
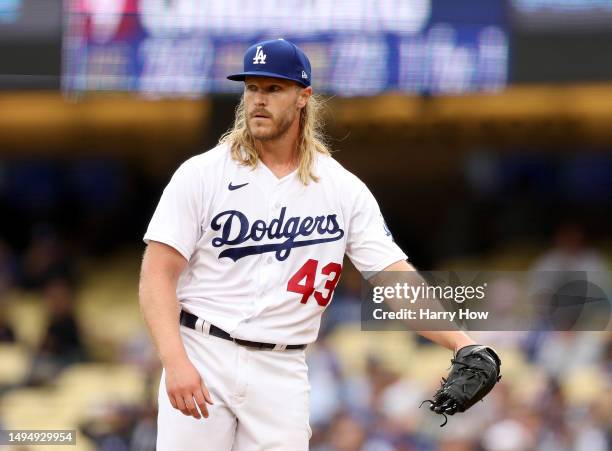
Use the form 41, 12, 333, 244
210, 207, 344, 261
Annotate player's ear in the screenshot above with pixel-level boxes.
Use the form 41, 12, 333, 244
296, 86, 312, 109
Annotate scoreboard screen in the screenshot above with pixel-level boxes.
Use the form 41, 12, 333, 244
62, 0, 508, 96
511, 0, 612, 30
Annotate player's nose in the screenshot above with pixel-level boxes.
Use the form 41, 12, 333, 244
252, 90, 267, 106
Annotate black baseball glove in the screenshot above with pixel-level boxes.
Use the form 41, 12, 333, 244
421, 344, 502, 426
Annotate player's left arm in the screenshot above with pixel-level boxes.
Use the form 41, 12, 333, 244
344, 180, 501, 421
380, 259, 501, 423
381, 259, 476, 351
343, 179, 478, 349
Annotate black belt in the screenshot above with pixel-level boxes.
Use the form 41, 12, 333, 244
179, 310, 306, 350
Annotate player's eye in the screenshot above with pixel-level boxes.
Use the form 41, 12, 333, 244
268, 85, 282, 92
246, 84, 258, 92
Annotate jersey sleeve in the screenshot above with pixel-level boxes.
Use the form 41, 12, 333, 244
143, 159, 205, 261
345, 184, 408, 274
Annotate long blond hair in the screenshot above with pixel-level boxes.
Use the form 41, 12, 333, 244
219, 88, 331, 184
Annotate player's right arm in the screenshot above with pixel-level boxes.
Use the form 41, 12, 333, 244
139, 240, 214, 420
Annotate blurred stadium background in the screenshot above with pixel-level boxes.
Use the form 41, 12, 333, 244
0, 0, 611, 450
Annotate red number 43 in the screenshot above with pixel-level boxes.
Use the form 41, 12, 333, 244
287, 259, 342, 307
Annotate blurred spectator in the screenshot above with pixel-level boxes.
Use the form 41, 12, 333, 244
129, 403, 157, 451
39, 277, 84, 356
0, 308, 15, 343
524, 221, 610, 363
605, 333, 612, 375
378, 376, 426, 426
343, 355, 398, 419
0, 238, 18, 297
118, 331, 158, 372
531, 331, 606, 378
535, 378, 572, 451
327, 413, 368, 451
0, 239, 16, 343
481, 415, 536, 451
325, 264, 363, 329
20, 225, 75, 290
80, 403, 157, 451
80, 404, 136, 451
570, 401, 609, 451
308, 333, 343, 428
528, 220, 609, 320
311, 412, 367, 451
530, 221, 608, 274
25, 277, 86, 385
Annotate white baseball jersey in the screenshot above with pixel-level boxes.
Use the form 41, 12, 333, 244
143, 143, 407, 344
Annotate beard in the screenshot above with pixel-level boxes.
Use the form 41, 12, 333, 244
247, 108, 296, 141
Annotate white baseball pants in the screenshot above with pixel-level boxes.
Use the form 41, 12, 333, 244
156, 324, 312, 450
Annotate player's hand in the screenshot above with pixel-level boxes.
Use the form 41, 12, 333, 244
164, 357, 214, 419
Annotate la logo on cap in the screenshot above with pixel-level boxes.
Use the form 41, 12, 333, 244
253, 46, 266, 65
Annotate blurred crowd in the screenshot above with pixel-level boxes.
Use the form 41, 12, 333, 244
0, 228, 83, 386
307, 317, 611, 451
0, 226, 160, 451
0, 217, 609, 451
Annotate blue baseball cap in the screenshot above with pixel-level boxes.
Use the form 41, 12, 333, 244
227, 39, 312, 88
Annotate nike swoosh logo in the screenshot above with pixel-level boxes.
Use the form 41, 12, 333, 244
228, 182, 249, 191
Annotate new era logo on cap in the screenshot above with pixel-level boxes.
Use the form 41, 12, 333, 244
227, 38, 312, 87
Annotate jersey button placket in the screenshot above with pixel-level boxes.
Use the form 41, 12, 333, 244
255, 195, 269, 303
260, 191, 280, 299
251, 192, 268, 317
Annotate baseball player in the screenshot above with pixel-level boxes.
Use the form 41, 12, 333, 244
139, 39, 501, 450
